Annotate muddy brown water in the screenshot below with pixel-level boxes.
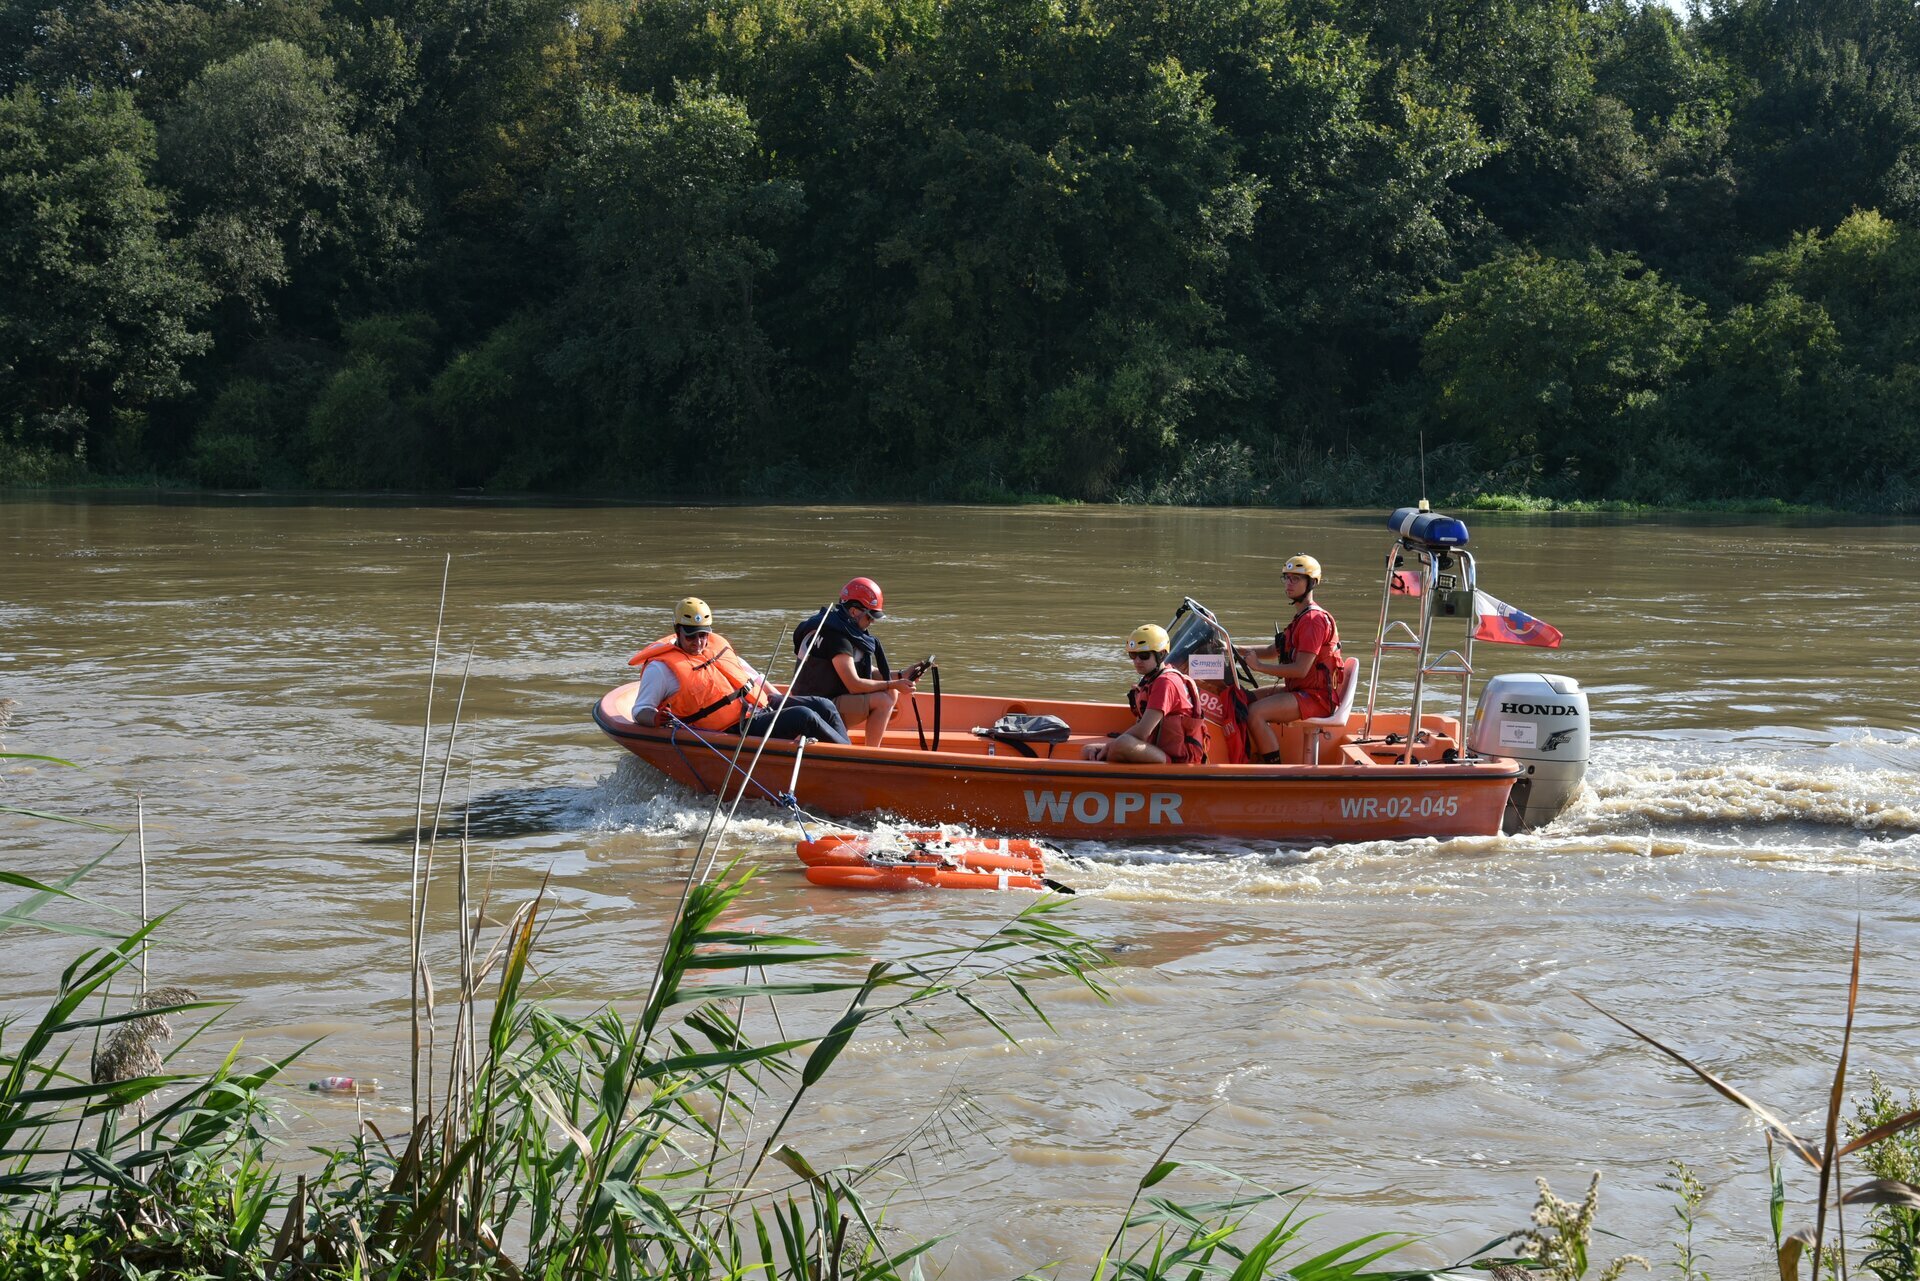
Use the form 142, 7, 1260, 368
3, 497, 1918, 1274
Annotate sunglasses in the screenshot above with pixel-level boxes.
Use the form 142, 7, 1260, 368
1129, 651, 1158, 661
678, 628, 712, 640
850, 604, 884, 619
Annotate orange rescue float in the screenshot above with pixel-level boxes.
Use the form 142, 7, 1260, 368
796, 831, 1055, 892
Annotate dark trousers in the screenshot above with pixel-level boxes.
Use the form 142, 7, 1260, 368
740, 695, 850, 746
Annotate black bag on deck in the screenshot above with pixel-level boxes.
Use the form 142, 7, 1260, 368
972, 713, 1072, 757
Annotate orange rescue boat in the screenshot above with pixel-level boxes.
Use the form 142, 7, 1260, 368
593, 509, 1588, 844
596, 684, 1518, 842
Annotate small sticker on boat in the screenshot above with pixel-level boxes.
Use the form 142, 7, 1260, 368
1188, 653, 1227, 681
1499, 721, 1538, 748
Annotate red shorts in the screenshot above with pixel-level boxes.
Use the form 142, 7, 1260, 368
1290, 689, 1335, 720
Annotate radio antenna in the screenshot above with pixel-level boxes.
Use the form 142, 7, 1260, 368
1418, 431, 1430, 513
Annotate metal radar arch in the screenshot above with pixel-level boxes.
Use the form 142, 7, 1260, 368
1363, 504, 1480, 765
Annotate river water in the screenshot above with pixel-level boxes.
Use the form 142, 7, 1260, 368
3, 498, 1918, 1275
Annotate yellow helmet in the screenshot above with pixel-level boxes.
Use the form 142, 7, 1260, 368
1127, 623, 1171, 655
1283, 554, 1322, 582
675, 596, 713, 629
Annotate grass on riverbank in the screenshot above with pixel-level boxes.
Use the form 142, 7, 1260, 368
1461, 493, 1847, 516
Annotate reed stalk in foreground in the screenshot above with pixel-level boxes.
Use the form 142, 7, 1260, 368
1580, 922, 1920, 1281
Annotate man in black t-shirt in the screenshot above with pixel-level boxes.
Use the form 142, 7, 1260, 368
791, 577, 919, 747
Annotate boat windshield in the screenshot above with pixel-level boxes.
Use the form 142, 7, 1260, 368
1164, 598, 1259, 689
1165, 599, 1222, 664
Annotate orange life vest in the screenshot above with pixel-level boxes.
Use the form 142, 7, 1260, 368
1279, 605, 1342, 705
630, 633, 770, 731
1127, 666, 1207, 765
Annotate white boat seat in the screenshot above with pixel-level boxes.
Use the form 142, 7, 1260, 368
1300, 657, 1360, 765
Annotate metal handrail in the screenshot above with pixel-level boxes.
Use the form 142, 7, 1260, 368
1361, 530, 1483, 763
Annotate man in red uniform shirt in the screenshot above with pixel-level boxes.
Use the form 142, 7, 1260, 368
1083, 624, 1205, 764
1234, 555, 1343, 764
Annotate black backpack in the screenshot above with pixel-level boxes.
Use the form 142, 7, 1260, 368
971, 713, 1072, 757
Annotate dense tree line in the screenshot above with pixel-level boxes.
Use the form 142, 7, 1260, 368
2, 0, 1917, 509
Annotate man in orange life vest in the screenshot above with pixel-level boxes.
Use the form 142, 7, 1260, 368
1082, 624, 1206, 764
1233, 554, 1342, 764
629, 597, 851, 744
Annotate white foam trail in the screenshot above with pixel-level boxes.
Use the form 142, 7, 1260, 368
1568, 763, 1919, 833
582, 758, 808, 841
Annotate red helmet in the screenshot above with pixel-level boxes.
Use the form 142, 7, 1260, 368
840, 576, 884, 614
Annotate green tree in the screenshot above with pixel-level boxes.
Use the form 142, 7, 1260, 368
428, 311, 557, 488
304, 312, 438, 486
159, 39, 417, 324
0, 84, 210, 467
1702, 0, 1920, 240
20, 0, 215, 99
1337, 0, 1595, 242
832, 0, 1261, 496
1422, 248, 1706, 494
1142, 1, 1489, 441
1578, 1, 1739, 277
1738, 210, 1920, 500
1756, 208, 1920, 367
374, 0, 611, 346
544, 82, 800, 490
1670, 284, 1846, 498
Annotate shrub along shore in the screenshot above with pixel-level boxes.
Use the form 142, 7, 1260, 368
0, 473, 1897, 518
8, 1, 1920, 512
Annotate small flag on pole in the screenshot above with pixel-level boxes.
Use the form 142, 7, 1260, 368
1472, 591, 1563, 648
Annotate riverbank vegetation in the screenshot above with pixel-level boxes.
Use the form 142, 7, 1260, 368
6, 0, 1920, 511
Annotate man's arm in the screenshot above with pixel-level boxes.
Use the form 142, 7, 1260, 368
1235, 641, 1287, 676
831, 651, 913, 695
629, 663, 678, 722
1117, 708, 1165, 745
1261, 652, 1315, 680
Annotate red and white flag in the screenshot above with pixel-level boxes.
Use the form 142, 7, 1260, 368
1472, 591, 1563, 648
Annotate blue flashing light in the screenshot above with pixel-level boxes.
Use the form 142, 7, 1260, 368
1387, 506, 1470, 548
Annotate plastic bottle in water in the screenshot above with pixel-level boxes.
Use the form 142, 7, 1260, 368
308, 1076, 379, 1095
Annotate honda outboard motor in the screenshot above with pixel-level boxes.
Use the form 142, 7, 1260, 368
1469, 673, 1589, 832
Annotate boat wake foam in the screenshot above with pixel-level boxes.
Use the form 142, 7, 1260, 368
581, 757, 806, 840
1565, 762, 1919, 835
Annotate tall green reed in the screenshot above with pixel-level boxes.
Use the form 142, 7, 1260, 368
2, 754, 293, 1274
1581, 923, 1920, 1281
